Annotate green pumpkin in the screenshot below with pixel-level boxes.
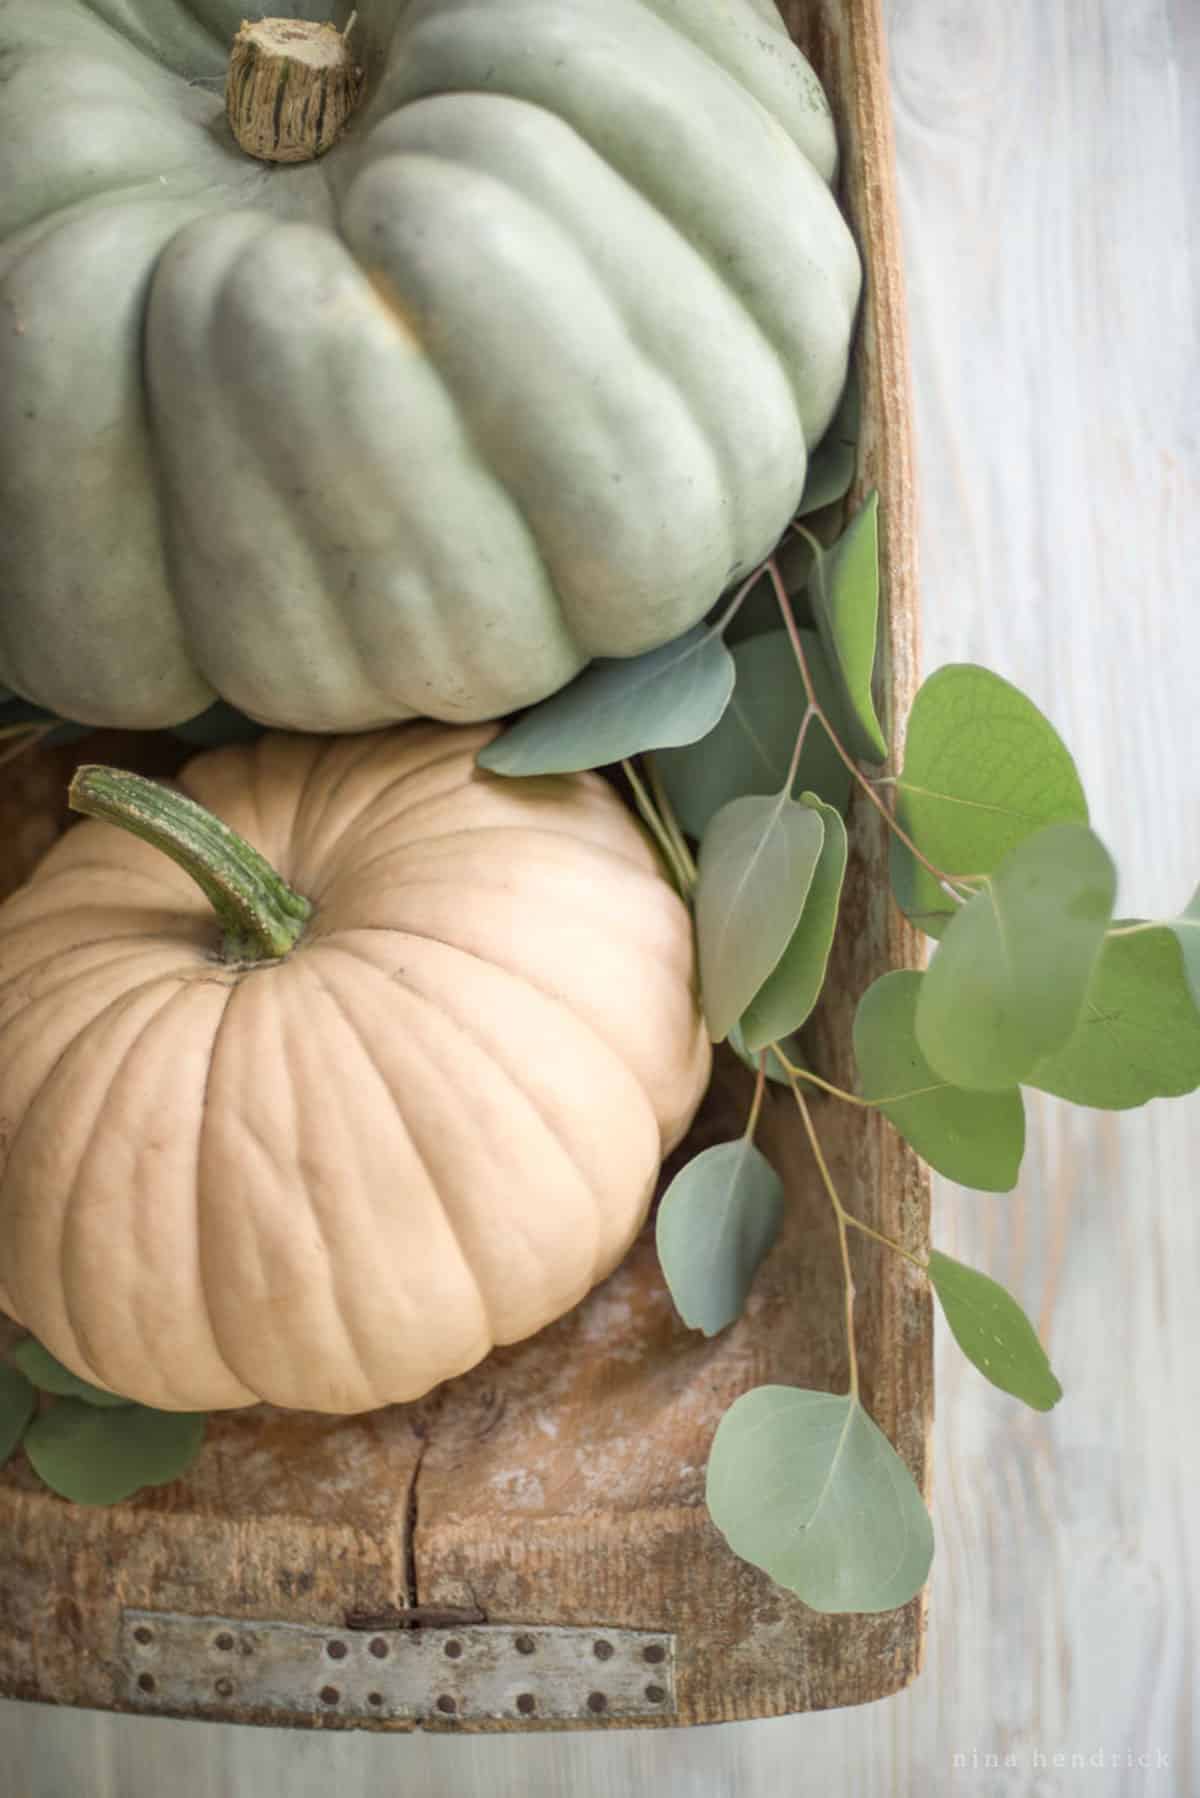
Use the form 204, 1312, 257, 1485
0, 0, 860, 731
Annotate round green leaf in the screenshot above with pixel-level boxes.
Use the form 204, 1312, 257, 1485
656, 1140, 785, 1337
891, 664, 1088, 936
11, 1337, 133, 1408
476, 627, 734, 775
654, 628, 852, 840
0, 1364, 36, 1465
853, 971, 1025, 1191
741, 793, 848, 1051
916, 823, 1116, 1091
1030, 924, 1200, 1109
927, 1251, 1063, 1411
23, 1401, 206, 1506
706, 1387, 933, 1613
807, 491, 887, 762
696, 794, 825, 1043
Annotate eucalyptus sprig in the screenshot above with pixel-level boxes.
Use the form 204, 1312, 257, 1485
478, 465, 1200, 1615
6, 422, 1196, 1587
0, 1337, 206, 1505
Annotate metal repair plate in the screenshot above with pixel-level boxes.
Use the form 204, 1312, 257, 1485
120, 1611, 677, 1725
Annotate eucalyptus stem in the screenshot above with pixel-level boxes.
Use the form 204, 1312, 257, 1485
0, 722, 55, 772
780, 1057, 928, 1278
708, 560, 774, 639
769, 1048, 871, 1107
645, 753, 699, 888
841, 1211, 927, 1273
785, 702, 816, 792
768, 1045, 950, 1111
621, 758, 693, 898
765, 556, 975, 897
791, 1082, 859, 1399
68, 766, 312, 964
744, 1054, 768, 1140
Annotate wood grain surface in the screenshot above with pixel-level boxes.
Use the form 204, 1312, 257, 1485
3, 0, 1199, 1790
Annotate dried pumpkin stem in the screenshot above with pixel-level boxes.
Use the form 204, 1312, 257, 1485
226, 16, 363, 165
68, 766, 312, 964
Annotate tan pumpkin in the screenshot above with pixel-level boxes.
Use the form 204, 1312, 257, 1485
0, 725, 710, 1413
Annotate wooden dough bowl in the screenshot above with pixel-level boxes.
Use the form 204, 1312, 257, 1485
0, 0, 929, 1733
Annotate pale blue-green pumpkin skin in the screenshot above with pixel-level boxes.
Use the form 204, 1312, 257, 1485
0, 0, 861, 732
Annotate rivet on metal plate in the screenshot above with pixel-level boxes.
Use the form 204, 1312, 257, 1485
120, 1611, 677, 1725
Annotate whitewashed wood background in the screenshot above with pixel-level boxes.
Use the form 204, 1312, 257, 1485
3, 2, 1197, 1792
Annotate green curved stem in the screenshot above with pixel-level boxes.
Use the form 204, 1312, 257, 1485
770, 1051, 871, 1107
743, 1054, 769, 1141
765, 556, 974, 898
780, 1060, 928, 1282
645, 753, 699, 889
0, 722, 54, 772
69, 765, 312, 964
621, 759, 693, 898
708, 560, 774, 639
791, 1083, 860, 1399
841, 1211, 927, 1273
768, 1044, 951, 1112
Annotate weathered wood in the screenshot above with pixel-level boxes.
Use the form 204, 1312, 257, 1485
0, 0, 929, 1731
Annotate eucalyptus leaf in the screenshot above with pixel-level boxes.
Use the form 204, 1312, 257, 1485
11, 1337, 132, 1408
927, 1251, 1062, 1411
654, 629, 852, 840
656, 1140, 785, 1336
706, 1386, 934, 1613
23, 1402, 207, 1506
726, 1022, 807, 1085
891, 665, 1088, 937
806, 492, 887, 763
853, 971, 1025, 1191
0, 1364, 36, 1465
696, 794, 826, 1042
476, 627, 734, 776
1169, 885, 1200, 1012
916, 823, 1116, 1091
1030, 924, 1200, 1109
741, 794, 848, 1051
797, 366, 860, 516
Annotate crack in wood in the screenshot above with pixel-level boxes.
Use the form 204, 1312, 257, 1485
404, 1431, 427, 1612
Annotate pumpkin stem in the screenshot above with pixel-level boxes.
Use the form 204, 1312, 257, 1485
226, 17, 363, 165
68, 766, 312, 965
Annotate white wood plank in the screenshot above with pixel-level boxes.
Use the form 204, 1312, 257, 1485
2, 1, 1198, 1790
879, 0, 1200, 1787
